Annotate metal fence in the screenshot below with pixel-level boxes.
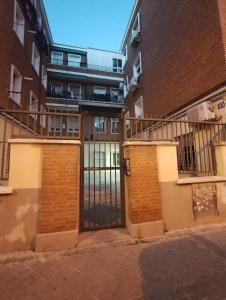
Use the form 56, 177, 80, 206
124, 117, 226, 177
0, 109, 81, 180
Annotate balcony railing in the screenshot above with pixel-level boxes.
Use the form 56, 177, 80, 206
46, 90, 124, 104
48, 58, 123, 74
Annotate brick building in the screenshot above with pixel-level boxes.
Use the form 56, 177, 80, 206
122, 0, 226, 120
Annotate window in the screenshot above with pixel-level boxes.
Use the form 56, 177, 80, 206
50, 82, 63, 96
68, 54, 81, 67
130, 13, 141, 46
94, 86, 106, 95
32, 43, 40, 75
112, 152, 120, 167
112, 58, 122, 73
133, 52, 142, 78
41, 66, 47, 89
13, 0, 25, 45
135, 96, 144, 118
125, 111, 131, 129
67, 116, 79, 133
10, 65, 22, 105
94, 117, 105, 133
68, 84, 81, 99
123, 45, 128, 65
94, 152, 106, 167
49, 116, 61, 132
178, 134, 196, 173
51, 51, 63, 65
110, 88, 119, 101
29, 91, 38, 119
123, 76, 129, 98
111, 118, 119, 134
132, 13, 140, 33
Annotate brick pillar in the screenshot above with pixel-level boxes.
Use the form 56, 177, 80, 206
124, 143, 163, 238
36, 142, 80, 252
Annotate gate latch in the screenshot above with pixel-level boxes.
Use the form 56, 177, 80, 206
123, 158, 131, 176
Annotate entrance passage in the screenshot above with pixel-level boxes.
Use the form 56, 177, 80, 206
81, 112, 124, 231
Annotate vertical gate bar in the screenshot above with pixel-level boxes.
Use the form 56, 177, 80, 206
197, 124, 203, 176
1, 118, 7, 180
201, 123, 207, 175
114, 118, 117, 224
88, 115, 91, 229
93, 116, 96, 228
98, 116, 101, 215
109, 117, 112, 226
120, 112, 125, 228
79, 110, 85, 232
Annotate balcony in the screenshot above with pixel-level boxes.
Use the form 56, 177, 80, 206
46, 90, 124, 105
48, 59, 123, 74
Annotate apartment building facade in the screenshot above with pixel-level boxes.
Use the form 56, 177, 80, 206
0, 0, 52, 112
122, 0, 226, 121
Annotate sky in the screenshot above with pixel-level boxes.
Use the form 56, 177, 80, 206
43, 0, 135, 52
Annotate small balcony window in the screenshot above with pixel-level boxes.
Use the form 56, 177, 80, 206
41, 66, 47, 89
51, 51, 63, 65
68, 83, 81, 99
130, 13, 141, 46
68, 54, 81, 67
94, 117, 105, 133
67, 116, 79, 133
94, 86, 106, 95
111, 118, 119, 134
112, 58, 122, 73
50, 82, 63, 96
9, 65, 22, 105
133, 52, 142, 79
32, 43, 40, 75
13, 0, 25, 45
49, 116, 61, 132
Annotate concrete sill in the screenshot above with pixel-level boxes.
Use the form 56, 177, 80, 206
0, 186, 13, 195
177, 176, 226, 185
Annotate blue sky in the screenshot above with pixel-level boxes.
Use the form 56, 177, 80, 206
43, 0, 135, 51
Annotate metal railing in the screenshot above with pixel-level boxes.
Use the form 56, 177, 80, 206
124, 117, 226, 177
46, 90, 124, 104
0, 109, 81, 180
48, 58, 123, 74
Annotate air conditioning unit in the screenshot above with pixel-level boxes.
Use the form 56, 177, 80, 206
187, 102, 216, 122
129, 76, 138, 92
130, 29, 140, 46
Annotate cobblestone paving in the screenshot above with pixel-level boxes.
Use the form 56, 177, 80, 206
1, 227, 226, 300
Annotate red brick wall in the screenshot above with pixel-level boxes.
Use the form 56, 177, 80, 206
39, 144, 80, 233
125, 145, 161, 224
0, 0, 48, 110
124, 0, 226, 116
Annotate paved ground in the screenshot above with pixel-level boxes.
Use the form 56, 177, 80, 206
1, 226, 226, 300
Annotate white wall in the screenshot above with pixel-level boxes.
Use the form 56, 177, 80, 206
87, 48, 125, 69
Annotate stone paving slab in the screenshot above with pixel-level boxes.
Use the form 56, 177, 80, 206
1, 224, 226, 299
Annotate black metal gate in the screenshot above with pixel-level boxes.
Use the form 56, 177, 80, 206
80, 111, 124, 231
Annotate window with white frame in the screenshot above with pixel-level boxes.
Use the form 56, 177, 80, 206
29, 91, 38, 119
112, 58, 122, 73
133, 52, 142, 78
50, 82, 63, 96
112, 152, 120, 167
123, 45, 128, 64
123, 76, 129, 98
68, 54, 81, 67
10, 65, 22, 105
51, 51, 63, 65
68, 83, 81, 99
13, 0, 25, 45
32, 43, 40, 75
111, 118, 119, 134
132, 13, 140, 34
94, 117, 105, 133
94, 86, 106, 95
67, 116, 79, 133
41, 66, 47, 89
49, 116, 61, 132
135, 96, 144, 118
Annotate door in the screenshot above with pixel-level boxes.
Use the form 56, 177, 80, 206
80, 112, 124, 231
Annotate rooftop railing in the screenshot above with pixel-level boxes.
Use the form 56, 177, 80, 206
48, 58, 123, 74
